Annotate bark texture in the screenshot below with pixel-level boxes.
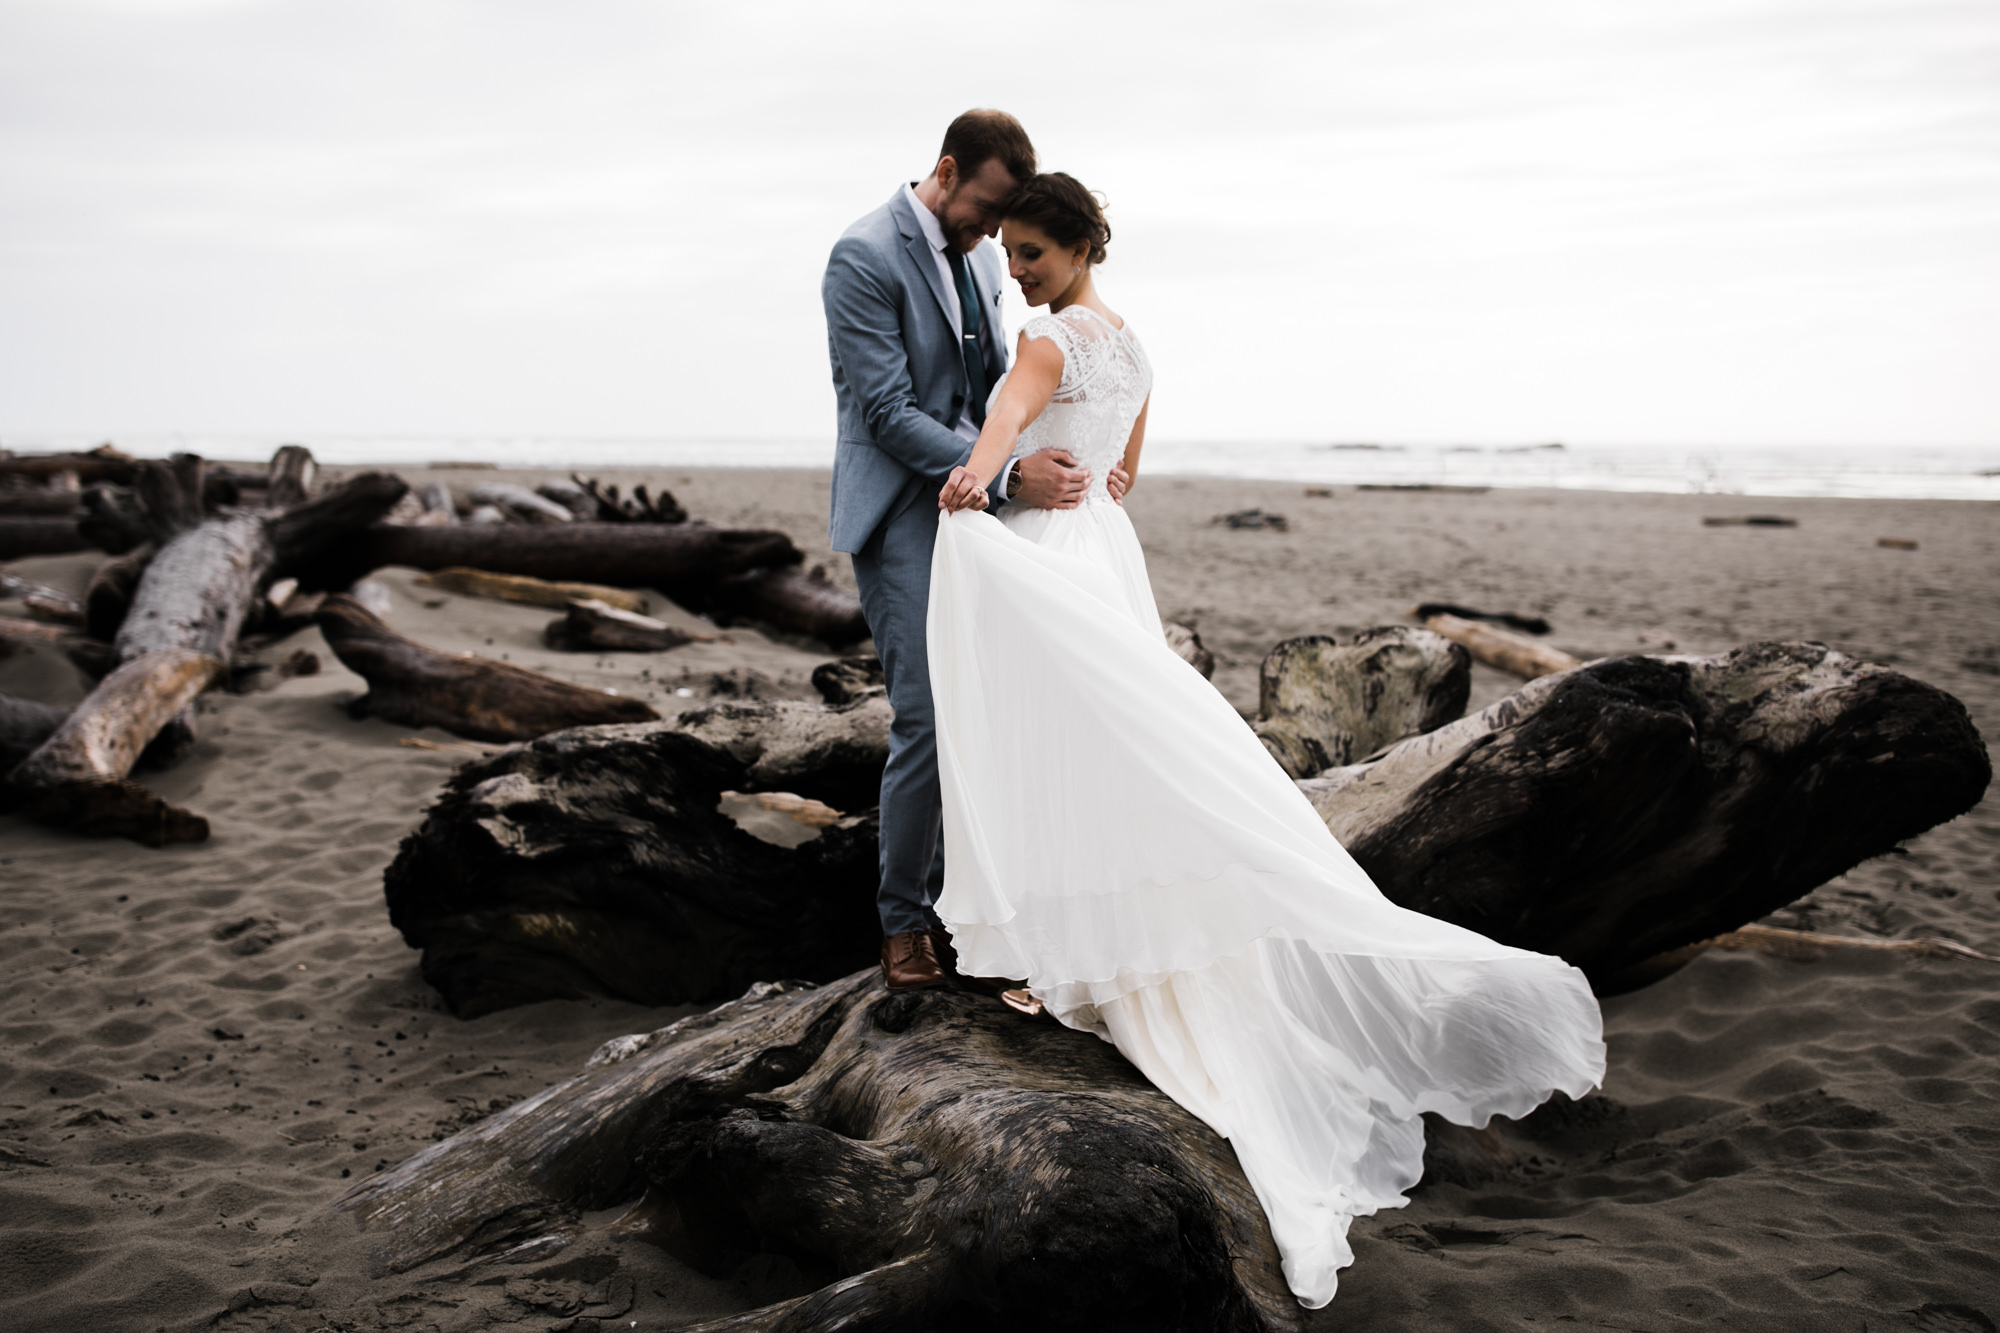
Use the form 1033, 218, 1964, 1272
1298, 641, 1992, 987
314, 594, 660, 743
295, 522, 800, 598
329, 971, 1301, 1333
4, 457, 407, 842
383, 717, 880, 1017
383, 641, 1989, 1014
0, 517, 91, 559
1252, 628, 1470, 778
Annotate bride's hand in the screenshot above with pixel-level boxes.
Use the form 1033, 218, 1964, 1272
1106, 464, 1131, 504
938, 465, 990, 513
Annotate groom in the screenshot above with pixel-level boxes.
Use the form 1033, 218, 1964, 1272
822, 109, 1091, 992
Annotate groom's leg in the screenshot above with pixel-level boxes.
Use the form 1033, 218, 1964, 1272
851, 501, 945, 940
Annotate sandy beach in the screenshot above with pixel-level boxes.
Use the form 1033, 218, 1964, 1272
3, 468, 1997, 1331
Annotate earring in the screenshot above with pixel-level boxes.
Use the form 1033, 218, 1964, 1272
1071, 265, 1081, 275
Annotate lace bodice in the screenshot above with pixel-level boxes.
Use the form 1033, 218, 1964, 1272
1000, 306, 1152, 503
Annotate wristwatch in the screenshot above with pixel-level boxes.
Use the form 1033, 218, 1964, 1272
1005, 463, 1023, 499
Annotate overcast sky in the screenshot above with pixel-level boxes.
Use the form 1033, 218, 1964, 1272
2, 0, 1996, 451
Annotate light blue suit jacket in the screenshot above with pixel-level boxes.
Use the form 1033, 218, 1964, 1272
822, 187, 1009, 554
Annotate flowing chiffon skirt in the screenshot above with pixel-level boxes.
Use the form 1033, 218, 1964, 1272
928, 502, 1606, 1307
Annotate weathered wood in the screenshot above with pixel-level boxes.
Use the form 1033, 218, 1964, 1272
6, 458, 408, 841
1163, 619, 1216, 679
0, 487, 84, 517
314, 594, 659, 743
7, 649, 222, 790
2, 573, 84, 623
75, 484, 151, 554
0, 447, 138, 486
811, 655, 884, 703
383, 717, 880, 1016
0, 517, 91, 559
323, 973, 1301, 1333
293, 521, 801, 597
543, 598, 713, 653
698, 564, 871, 648
1421, 611, 1581, 680
0, 694, 67, 769
417, 566, 649, 614
1409, 602, 1551, 635
385, 640, 1990, 1015
265, 444, 316, 508
0, 618, 117, 677
1252, 628, 1469, 778
467, 482, 574, 524
0, 615, 71, 647
84, 544, 155, 641
575, 474, 687, 524
1298, 642, 1991, 986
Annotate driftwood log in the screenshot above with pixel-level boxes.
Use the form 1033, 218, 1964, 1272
4, 454, 407, 842
0, 447, 138, 486
292, 523, 868, 649
0, 486, 85, 517
1299, 640, 1991, 987
543, 599, 715, 653
295, 522, 799, 599
0, 517, 92, 559
0, 694, 67, 770
1162, 620, 1216, 679
83, 543, 156, 641
326, 971, 1300, 1333
417, 566, 649, 613
314, 594, 660, 743
1419, 611, 1580, 680
688, 565, 872, 649
1252, 628, 1469, 778
383, 640, 1989, 1014
386, 680, 892, 1015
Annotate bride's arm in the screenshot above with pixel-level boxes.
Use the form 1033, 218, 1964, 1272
1108, 396, 1151, 503
938, 333, 1063, 512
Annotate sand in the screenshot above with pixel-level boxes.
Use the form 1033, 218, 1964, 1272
2, 468, 1996, 1331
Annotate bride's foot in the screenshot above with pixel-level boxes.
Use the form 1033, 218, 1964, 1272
999, 988, 1045, 1018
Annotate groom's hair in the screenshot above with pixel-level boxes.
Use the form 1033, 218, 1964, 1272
939, 110, 1036, 186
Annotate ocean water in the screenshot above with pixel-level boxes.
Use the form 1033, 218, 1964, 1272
11, 435, 1998, 502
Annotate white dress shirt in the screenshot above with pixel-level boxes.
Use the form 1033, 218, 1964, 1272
907, 183, 1021, 496
905, 183, 983, 444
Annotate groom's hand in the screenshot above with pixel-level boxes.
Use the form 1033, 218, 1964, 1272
1015, 450, 1090, 510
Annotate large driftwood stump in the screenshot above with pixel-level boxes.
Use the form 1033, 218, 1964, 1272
314, 595, 660, 743
1299, 641, 1991, 987
385, 698, 886, 1017
328, 972, 1300, 1332
384, 640, 1989, 1014
1252, 628, 1469, 778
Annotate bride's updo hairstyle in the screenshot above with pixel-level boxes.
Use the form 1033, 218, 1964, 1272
1004, 172, 1112, 266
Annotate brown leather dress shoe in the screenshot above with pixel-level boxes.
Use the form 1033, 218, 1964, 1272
881, 930, 947, 992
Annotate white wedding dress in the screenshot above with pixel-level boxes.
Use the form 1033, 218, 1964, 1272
927, 305, 1606, 1308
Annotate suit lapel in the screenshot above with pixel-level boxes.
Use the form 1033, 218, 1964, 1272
890, 189, 958, 338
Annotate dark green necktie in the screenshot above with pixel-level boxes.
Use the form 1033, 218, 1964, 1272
946, 248, 988, 427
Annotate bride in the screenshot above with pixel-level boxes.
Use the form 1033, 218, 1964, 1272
928, 171, 1607, 1308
